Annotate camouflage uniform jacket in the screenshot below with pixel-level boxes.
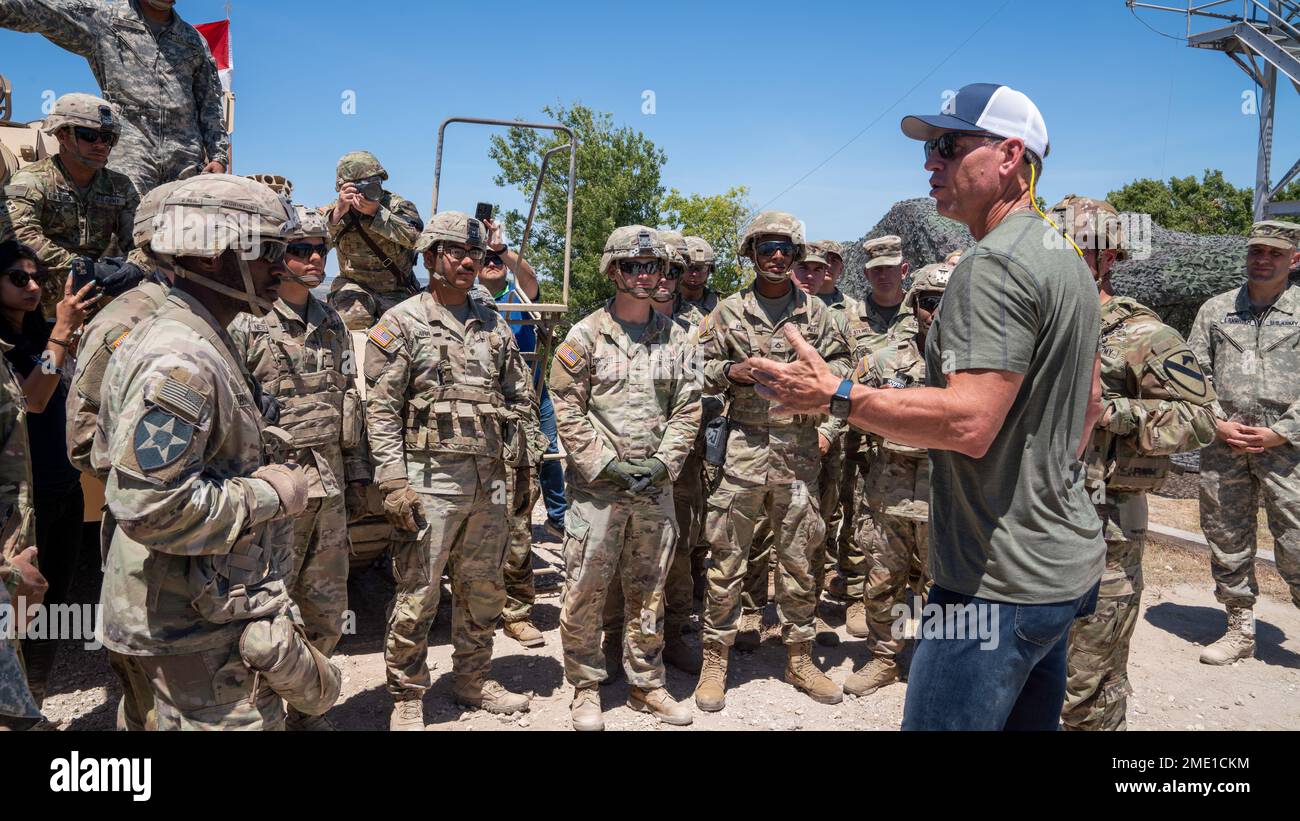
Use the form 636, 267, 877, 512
96, 289, 289, 655
325, 194, 423, 293
229, 296, 370, 500
846, 293, 909, 360
1188, 282, 1300, 445
854, 327, 931, 521
855, 325, 929, 459
2, 155, 137, 312
696, 286, 852, 484
818, 287, 860, 318
0, 338, 35, 582
674, 288, 721, 327
0, 0, 230, 166
364, 291, 539, 494
550, 303, 702, 490
67, 277, 169, 478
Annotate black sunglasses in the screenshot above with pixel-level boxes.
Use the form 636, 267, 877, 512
755, 240, 794, 258
483, 252, 504, 268
665, 263, 684, 280
617, 259, 661, 276
916, 294, 943, 312
4, 269, 35, 288
923, 131, 1000, 161
286, 242, 329, 259
72, 126, 118, 147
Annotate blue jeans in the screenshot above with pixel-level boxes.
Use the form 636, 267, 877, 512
537, 387, 567, 524
901, 581, 1100, 731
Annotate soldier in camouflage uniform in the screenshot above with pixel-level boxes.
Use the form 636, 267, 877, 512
65, 181, 180, 732
229, 206, 370, 731
365, 211, 537, 730
326, 151, 423, 331
675, 235, 722, 325
95, 175, 340, 730
0, 0, 231, 194
1188, 219, 1300, 665
551, 225, 699, 730
1, 93, 137, 315
693, 211, 853, 710
0, 288, 44, 731
841, 263, 947, 698
1050, 196, 1217, 730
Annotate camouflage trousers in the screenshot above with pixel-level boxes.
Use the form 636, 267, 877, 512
108, 651, 156, 732
1063, 494, 1146, 731
833, 456, 869, 598
503, 465, 540, 624
859, 452, 930, 658
284, 495, 350, 657
1200, 441, 1300, 609
138, 641, 286, 731
0, 587, 40, 729
107, 121, 206, 196
385, 478, 508, 698
328, 278, 418, 332
703, 475, 823, 646
560, 485, 676, 690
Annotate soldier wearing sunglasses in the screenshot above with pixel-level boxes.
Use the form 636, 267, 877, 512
1, 93, 137, 316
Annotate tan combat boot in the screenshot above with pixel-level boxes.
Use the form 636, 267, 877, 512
843, 655, 898, 696
503, 619, 546, 648
784, 641, 843, 704
814, 615, 840, 647
454, 677, 531, 714
844, 601, 870, 638
735, 611, 762, 652
601, 633, 624, 685
390, 698, 425, 731
1200, 606, 1257, 665
571, 686, 604, 731
663, 628, 702, 674
629, 687, 693, 726
694, 642, 729, 712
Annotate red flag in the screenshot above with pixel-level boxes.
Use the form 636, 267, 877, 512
195, 20, 232, 91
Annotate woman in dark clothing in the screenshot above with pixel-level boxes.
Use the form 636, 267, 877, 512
0, 240, 97, 708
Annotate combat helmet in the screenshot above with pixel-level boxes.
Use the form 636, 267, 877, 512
654, 228, 687, 302
600, 225, 667, 298
683, 236, 716, 266
42, 92, 120, 169
1049, 194, 1128, 264
288, 204, 330, 242
149, 174, 298, 317
335, 150, 387, 189
902, 263, 952, 312
739, 211, 805, 282
132, 179, 189, 250
415, 211, 487, 290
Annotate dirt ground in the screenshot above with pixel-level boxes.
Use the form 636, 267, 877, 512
34, 505, 1300, 732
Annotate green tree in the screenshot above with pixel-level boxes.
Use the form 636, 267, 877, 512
659, 185, 756, 295
1106, 169, 1300, 234
490, 103, 667, 321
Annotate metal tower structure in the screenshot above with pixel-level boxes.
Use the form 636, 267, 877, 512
1128, 1, 1300, 218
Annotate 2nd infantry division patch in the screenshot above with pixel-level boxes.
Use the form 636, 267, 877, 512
556, 341, 585, 373
133, 408, 195, 473
1162, 350, 1208, 398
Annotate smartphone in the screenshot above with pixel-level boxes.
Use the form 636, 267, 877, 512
475, 202, 494, 222
69, 259, 102, 300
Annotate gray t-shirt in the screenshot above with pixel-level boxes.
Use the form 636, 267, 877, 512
924, 210, 1104, 604
756, 288, 794, 325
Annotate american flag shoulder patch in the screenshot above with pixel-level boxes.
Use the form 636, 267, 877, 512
368, 323, 397, 350
152, 375, 206, 425
109, 330, 130, 350
556, 341, 585, 373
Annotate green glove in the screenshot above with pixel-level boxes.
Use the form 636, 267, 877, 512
626, 457, 668, 493
598, 459, 642, 490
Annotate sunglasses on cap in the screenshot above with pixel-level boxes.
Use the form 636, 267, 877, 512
4, 269, 37, 288
755, 240, 795, 258
916, 293, 943, 312
616, 259, 661, 276
923, 131, 1000, 161
442, 244, 485, 261
286, 242, 329, 259
71, 126, 118, 147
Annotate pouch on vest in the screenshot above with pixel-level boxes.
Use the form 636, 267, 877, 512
342, 388, 365, 450
188, 519, 289, 624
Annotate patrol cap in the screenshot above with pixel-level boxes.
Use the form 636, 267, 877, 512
862, 235, 903, 269
901, 83, 1049, 161
802, 248, 829, 266
809, 239, 843, 264
1247, 220, 1300, 251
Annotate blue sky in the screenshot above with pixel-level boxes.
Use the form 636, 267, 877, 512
2, 0, 1293, 253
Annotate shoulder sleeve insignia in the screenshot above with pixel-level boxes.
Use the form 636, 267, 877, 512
696, 313, 716, 343
109, 330, 130, 350
1159, 349, 1209, 399
132, 407, 196, 473
556, 341, 586, 373
368, 323, 397, 351
149, 373, 207, 425
852, 355, 870, 383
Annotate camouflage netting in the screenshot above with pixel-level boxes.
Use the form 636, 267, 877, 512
839, 197, 1266, 335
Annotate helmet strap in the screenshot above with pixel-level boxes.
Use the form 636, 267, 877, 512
171, 253, 274, 316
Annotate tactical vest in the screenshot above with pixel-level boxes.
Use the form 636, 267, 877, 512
261, 322, 352, 450
403, 317, 506, 459
1084, 430, 1171, 494
726, 305, 817, 429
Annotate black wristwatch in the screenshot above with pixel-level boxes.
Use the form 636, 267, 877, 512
829, 379, 854, 419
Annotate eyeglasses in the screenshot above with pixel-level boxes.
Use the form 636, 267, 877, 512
916, 294, 943, 312
286, 242, 329, 259
616, 259, 661, 276
923, 131, 1000, 161
483, 253, 504, 268
4, 269, 35, 288
755, 240, 794, 258
442, 244, 485, 261
71, 126, 118, 147
256, 241, 287, 263
665, 263, 684, 280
